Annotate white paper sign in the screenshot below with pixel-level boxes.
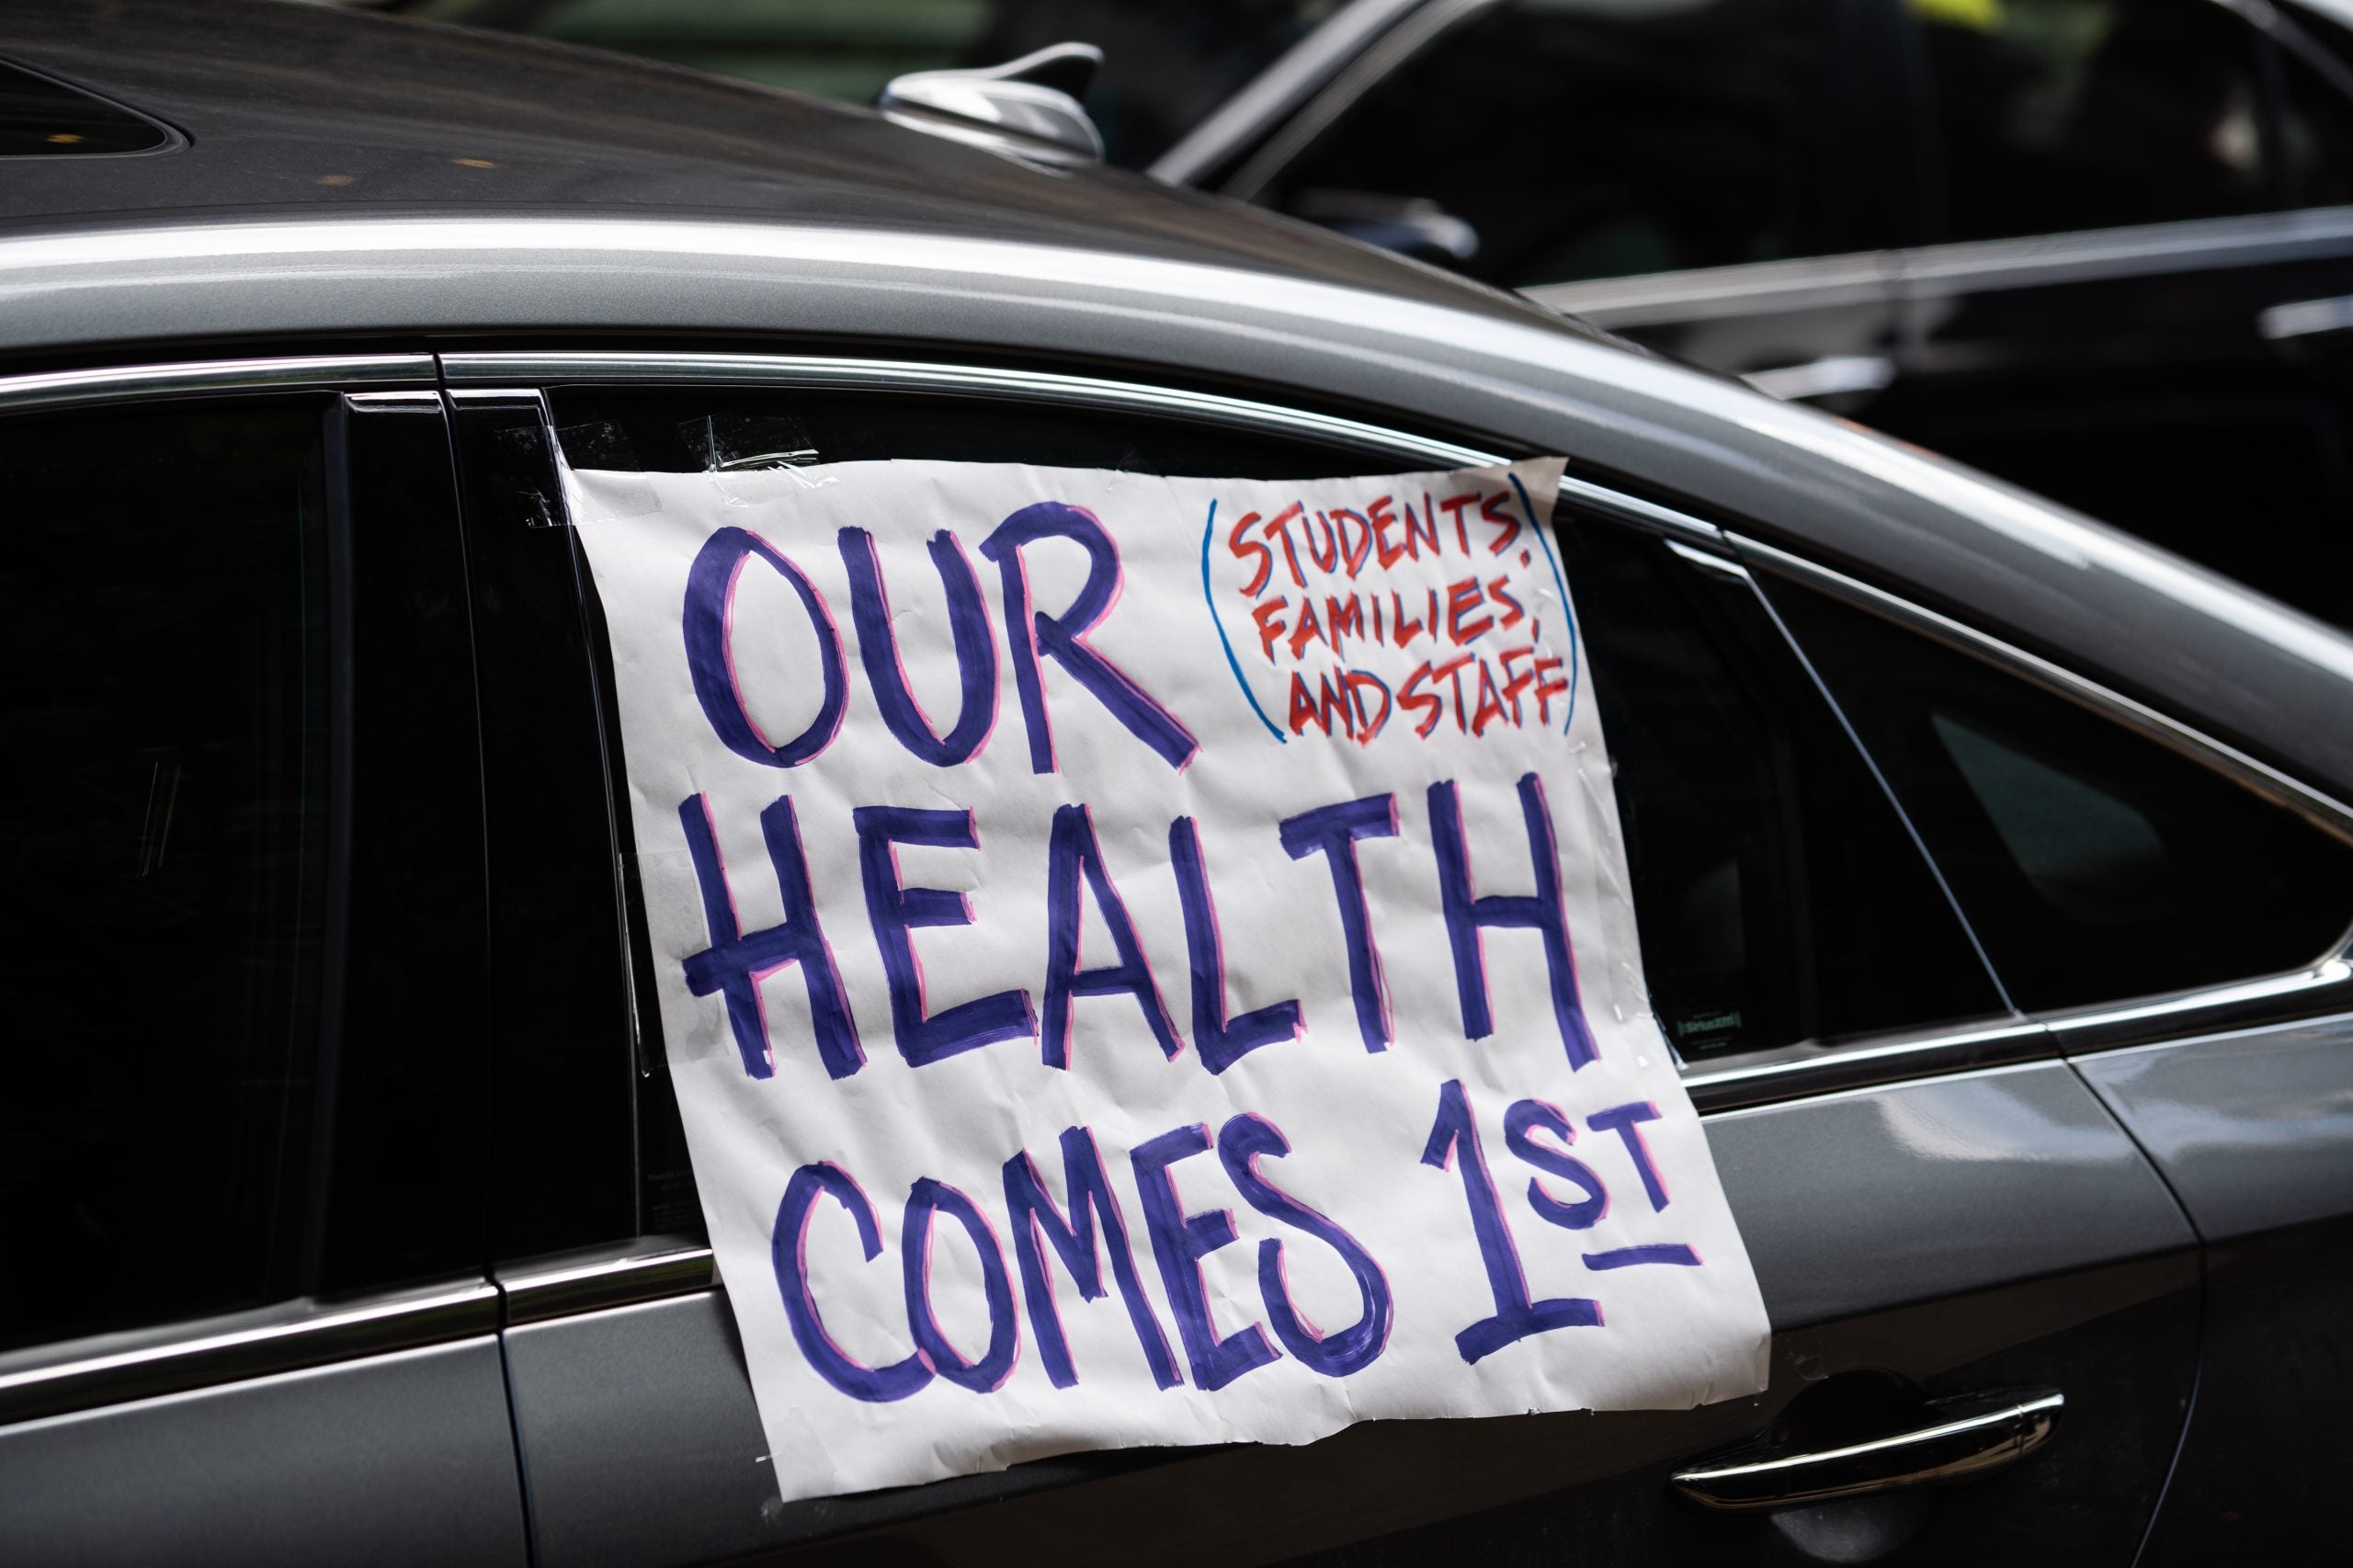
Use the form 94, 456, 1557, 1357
567, 456, 1769, 1503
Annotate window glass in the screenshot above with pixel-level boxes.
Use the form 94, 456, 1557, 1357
1765, 574, 2353, 1011
1913, 0, 2274, 243
1562, 526, 2006, 1054
0, 401, 328, 1353
1254, 0, 1846, 287
553, 390, 2005, 1100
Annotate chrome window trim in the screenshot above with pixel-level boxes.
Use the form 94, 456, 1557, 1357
1527, 207, 2353, 327
437, 349, 1729, 546
0, 353, 438, 416
2043, 955, 2353, 1053
0, 1278, 497, 1426
1682, 1019, 2051, 1114
497, 1238, 718, 1326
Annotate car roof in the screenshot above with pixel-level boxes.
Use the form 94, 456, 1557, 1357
0, 0, 1561, 334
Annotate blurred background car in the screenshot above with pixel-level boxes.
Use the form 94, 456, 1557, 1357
397, 0, 2353, 632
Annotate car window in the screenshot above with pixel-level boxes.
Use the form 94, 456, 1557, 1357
1239, 0, 1854, 288
1562, 521, 2007, 1055
0, 400, 328, 1354
1764, 573, 2353, 1011
1909, 0, 2299, 244
550, 386, 2002, 1126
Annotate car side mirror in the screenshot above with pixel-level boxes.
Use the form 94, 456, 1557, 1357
878, 41, 1106, 166
1289, 187, 1480, 267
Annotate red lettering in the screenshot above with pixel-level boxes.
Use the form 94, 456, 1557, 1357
1438, 493, 1479, 552
1333, 507, 1374, 577
1326, 594, 1365, 659
1262, 502, 1309, 589
1251, 597, 1289, 663
1228, 511, 1272, 597
1345, 670, 1392, 743
1287, 596, 1326, 660
1398, 663, 1443, 738
1431, 653, 1476, 733
1480, 491, 1522, 555
1532, 654, 1569, 724
1389, 589, 1425, 647
1287, 671, 1323, 736
1306, 510, 1340, 574
1370, 494, 1407, 570
1471, 660, 1511, 736
1487, 574, 1525, 631
1446, 575, 1493, 645
1404, 495, 1438, 561
1499, 643, 1537, 724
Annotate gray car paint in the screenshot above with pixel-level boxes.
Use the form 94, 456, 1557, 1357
2073, 1014, 2353, 1243
501, 1061, 2193, 1568
0, 1338, 528, 1566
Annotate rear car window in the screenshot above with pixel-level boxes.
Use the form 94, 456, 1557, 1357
0, 400, 328, 1352
1764, 573, 2353, 1011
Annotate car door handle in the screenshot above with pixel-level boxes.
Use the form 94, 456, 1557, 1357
1670, 1388, 2063, 1512
1740, 354, 1896, 402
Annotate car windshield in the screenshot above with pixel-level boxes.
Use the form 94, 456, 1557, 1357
406, 0, 1345, 167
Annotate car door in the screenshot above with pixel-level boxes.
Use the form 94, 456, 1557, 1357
0, 360, 522, 1565
1745, 545, 2353, 1554
1857, 0, 2353, 626
1169, 0, 1916, 409
451, 349, 2216, 1567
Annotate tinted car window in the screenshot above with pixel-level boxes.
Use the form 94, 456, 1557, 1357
1765, 574, 2353, 1011
1914, 0, 2278, 243
1565, 528, 2005, 1054
0, 400, 327, 1353
1248, 0, 1848, 287
552, 389, 2003, 1101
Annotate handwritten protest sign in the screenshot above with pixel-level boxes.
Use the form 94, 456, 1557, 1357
567, 456, 1769, 1502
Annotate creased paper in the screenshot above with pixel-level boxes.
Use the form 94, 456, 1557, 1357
567, 456, 1770, 1503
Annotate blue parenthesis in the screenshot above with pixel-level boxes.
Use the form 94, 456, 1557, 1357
1509, 470, 1578, 733
1200, 498, 1286, 744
